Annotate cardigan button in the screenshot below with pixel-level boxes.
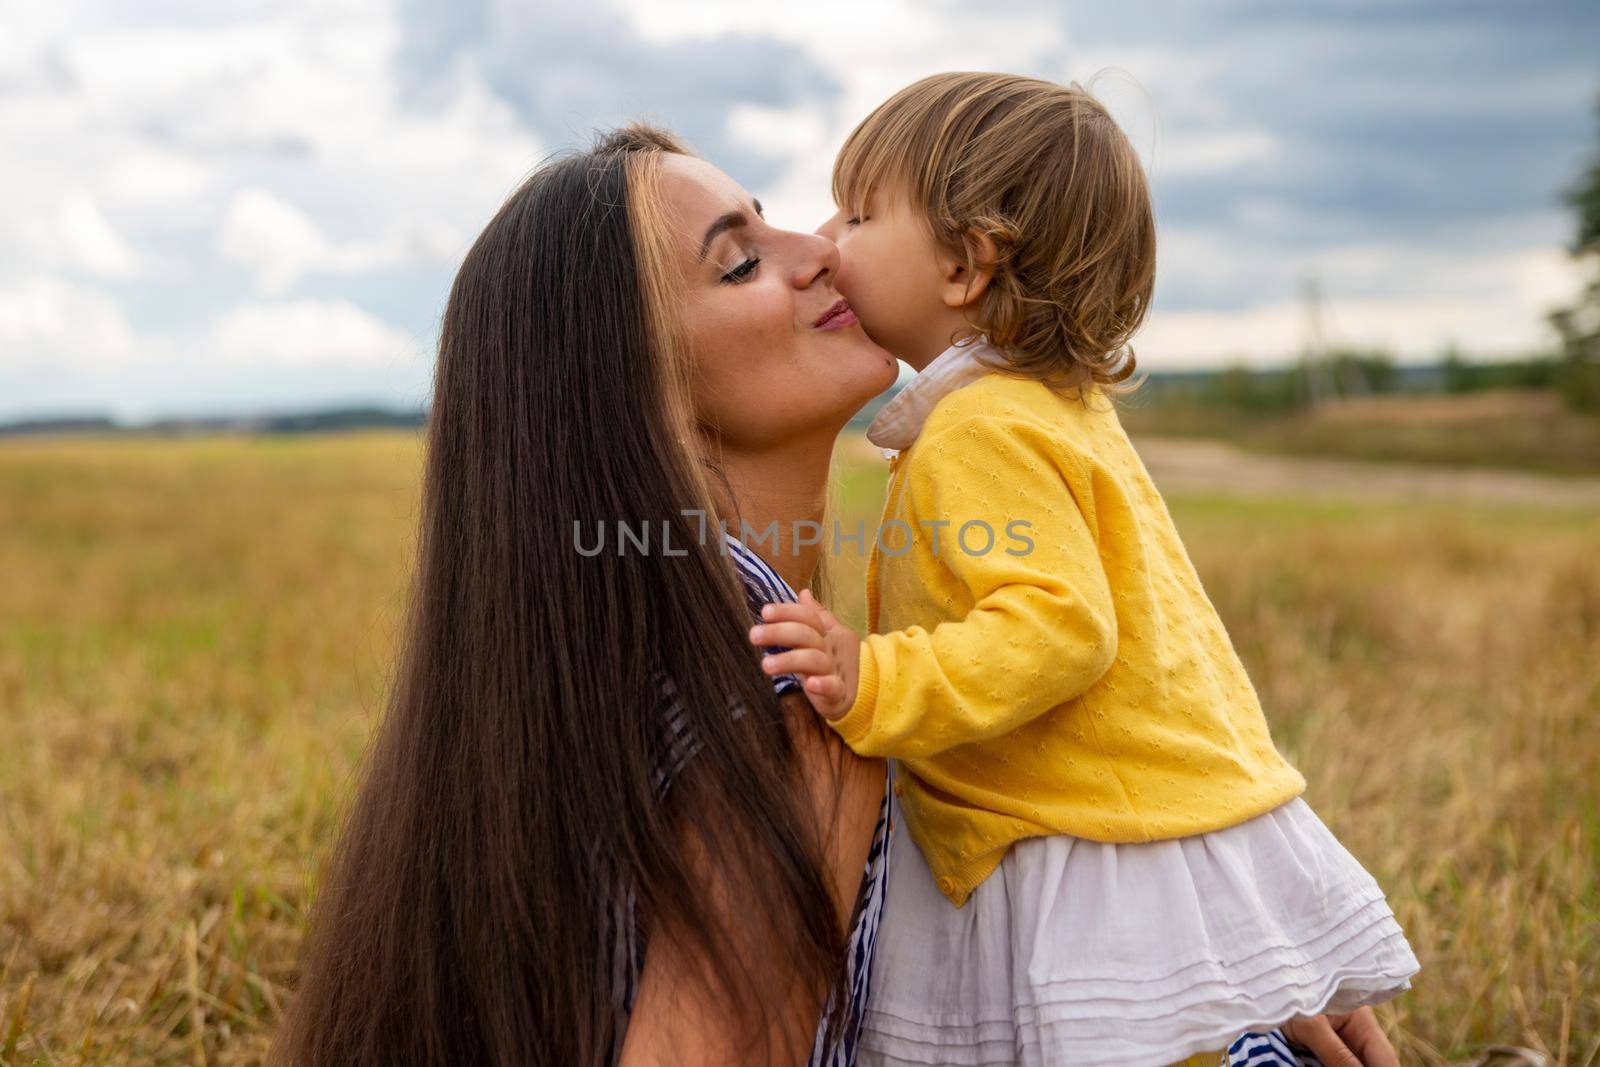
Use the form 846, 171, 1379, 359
937, 876, 957, 896
892, 780, 905, 797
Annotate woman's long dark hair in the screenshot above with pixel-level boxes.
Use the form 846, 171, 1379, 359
273, 125, 849, 1065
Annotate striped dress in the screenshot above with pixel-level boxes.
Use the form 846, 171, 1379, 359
1230, 1031, 1322, 1067
606, 533, 893, 1066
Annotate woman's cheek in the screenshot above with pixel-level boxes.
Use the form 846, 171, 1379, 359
704, 283, 783, 345
746, 281, 798, 346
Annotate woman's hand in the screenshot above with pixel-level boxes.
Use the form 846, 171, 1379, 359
1281, 1008, 1399, 1067
749, 589, 862, 721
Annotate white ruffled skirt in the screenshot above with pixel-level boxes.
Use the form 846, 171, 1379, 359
858, 763, 1419, 1067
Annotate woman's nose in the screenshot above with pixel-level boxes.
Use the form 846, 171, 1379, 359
791, 230, 840, 289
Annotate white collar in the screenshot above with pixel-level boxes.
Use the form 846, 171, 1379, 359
865, 337, 1006, 455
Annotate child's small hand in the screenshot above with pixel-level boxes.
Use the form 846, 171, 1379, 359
1281, 1007, 1398, 1067
747, 589, 862, 721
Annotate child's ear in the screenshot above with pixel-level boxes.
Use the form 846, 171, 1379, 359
938, 228, 998, 310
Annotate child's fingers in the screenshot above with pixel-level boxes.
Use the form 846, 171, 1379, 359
759, 600, 826, 632
747, 621, 823, 651
803, 674, 849, 721
759, 648, 835, 677
799, 589, 847, 633
803, 674, 845, 700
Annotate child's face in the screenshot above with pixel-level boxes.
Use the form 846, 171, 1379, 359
817, 185, 967, 371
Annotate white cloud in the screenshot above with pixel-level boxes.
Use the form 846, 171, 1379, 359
0, 276, 428, 420
0, 280, 419, 378
1511, 247, 1590, 311
723, 102, 839, 233
219, 187, 470, 295
0, 275, 175, 418
1151, 128, 1280, 176
0, 0, 541, 417
0, 6, 535, 289
0, 276, 150, 365
1150, 218, 1587, 362
1138, 290, 1566, 370
203, 298, 420, 367
48, 195, 143, 277
105, 148, 217, 206
218, 189, 338, 295
725, 103, 832, 161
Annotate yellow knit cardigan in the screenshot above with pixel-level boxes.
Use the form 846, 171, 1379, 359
831, 371, 1306, 906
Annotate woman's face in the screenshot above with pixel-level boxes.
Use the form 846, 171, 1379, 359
655, 153, 898, 450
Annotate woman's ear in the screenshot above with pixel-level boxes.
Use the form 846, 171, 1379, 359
938, 228, 998, 310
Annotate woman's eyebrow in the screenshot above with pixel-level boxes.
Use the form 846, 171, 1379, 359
695, 199, 765, 263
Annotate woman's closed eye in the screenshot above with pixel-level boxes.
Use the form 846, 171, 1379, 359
720, 255, 761, 284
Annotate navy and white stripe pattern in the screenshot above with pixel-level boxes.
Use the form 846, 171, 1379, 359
722, 533, 807, 699
1229, 1030, 1322, 1067
607, 533, 894, 1067
808, 797, 890, 1066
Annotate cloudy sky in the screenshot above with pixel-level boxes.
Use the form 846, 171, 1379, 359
2, 0, 1596, 421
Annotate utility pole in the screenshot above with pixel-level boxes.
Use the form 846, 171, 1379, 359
1299, 275, 1327, 408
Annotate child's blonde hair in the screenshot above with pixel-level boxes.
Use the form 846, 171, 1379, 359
833, 71, 1155, 392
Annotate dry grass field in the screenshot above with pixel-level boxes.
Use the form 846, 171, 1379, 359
1, 431, 1597, 1065
1119, 388, 1600, 476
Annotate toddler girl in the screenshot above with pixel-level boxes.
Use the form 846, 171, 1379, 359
749, 72, 1419, 1067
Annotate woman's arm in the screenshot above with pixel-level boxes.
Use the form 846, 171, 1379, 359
619, 696, 886, 1067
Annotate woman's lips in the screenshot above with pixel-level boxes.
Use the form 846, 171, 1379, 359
813, 298, 858, 331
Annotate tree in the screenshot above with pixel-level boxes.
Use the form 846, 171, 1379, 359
1549, 94, 1600, 413
1326, 346, 1398, 395
1440, 344, 1473, 394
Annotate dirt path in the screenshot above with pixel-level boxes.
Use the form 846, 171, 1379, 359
1131, 435, 1600, 509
